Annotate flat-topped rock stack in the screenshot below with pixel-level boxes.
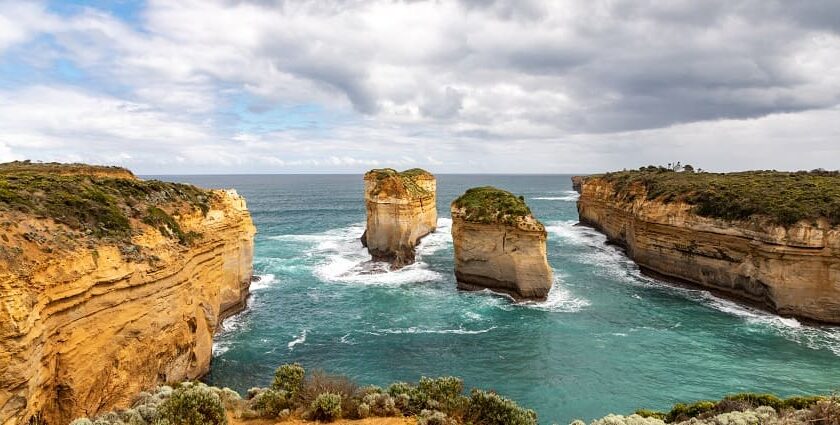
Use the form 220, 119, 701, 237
361, 168, 437, 269
451, 186, 553, 300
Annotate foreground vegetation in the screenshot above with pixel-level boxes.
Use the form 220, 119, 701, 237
0, 161, 211, 244
452, 186, 534, 226
67, 362, 838, 425
592, 167, 840, 226
70, 363, 537, 425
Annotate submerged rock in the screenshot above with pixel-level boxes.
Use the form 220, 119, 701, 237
361, 168, 437, 268
451, 186, 553, 300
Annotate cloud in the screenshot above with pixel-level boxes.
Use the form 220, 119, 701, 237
0, 0, 838, 173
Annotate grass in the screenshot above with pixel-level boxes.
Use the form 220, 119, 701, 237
592, 169, 840, 227
365, 168, 434, 199
0, 161, 213, 243
451, 186, 534, 226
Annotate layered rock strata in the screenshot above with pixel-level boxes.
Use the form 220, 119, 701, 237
574, 175, 840, 323
451, 187, 553, 300
361, 168, 437, 268
0, 163, 255, 425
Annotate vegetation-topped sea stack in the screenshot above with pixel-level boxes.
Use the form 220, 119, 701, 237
361, 168, 437, 269
0, 161, 255, 425
451, 186, 553, 300
574, 167, 840, 323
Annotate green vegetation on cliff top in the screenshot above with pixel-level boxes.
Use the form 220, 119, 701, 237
452, 186, 535, 226
0, 161, 212, 244
592, 168, 840, 227
365, 168, 434, 198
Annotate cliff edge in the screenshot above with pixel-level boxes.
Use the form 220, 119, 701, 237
574, 170, 840, 323
0, 162, 256, 425
451, 186, 553, 300
361, 168, 437, 269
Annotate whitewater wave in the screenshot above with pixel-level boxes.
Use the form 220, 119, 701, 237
367, 326, 497, 335
546, 219, 840, 356
272, 219, 453, 286
532, 191, 580, 202
515, 277, 591, 313
212, 341, 231, 356
250, 273, 277, 291
288, 329, 307, 350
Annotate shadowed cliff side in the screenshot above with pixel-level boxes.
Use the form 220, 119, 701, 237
361, 168, 437, 269
573, 170, 840, 324
451, 186, 553, 300
0, 162, 256, 425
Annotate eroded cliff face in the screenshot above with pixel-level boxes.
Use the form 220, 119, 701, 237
361, 169, 437, 268
451, 200, 553, 301
0, 173, 255, 425
575, 176, 840, 323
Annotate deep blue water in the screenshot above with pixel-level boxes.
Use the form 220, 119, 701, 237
154, 174, 840, 424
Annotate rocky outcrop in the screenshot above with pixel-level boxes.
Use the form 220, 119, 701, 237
574, 176, 840, 323
451, 187, 553, 300
361, 168, 437, 268
0, 165, 255, 425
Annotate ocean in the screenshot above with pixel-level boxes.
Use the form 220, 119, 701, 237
157, 174, 840, 424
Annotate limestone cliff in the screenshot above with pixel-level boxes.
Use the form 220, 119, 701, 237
574, 175, 840, 323
361, 168, 437, 269
0, 163, 255, 425
451, 187, 553, 300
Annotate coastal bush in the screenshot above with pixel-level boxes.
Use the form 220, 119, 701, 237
589, 414, 665, 425
156, 385, 226, 425
69, 419, 93, 425
666, 401, 716, 422
357, 403, 371, 419
419, 409, 458, 425
249, 389, 290, 417
362, 392, 400, 417
635, 409, 666, 420
271, 363, 305, 400
452, 186, 534, 226
300, 370, 360, 418
309, 392, 342, 422
465, 389, 537, 425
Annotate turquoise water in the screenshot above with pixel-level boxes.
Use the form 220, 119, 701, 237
162, 174, 840, 424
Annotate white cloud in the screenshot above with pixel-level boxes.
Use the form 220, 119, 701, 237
0, 0, 838, 173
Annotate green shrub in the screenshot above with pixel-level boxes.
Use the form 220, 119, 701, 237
418, 376, 468, 415
69, 419, 93, 425
723, 393, 784, 410
300, 370, 359, 418
418, 409, 456, 425
465, 389, 537, 425
309, 392, 342, 422
452, 186, 536, 226
357, 403, 370, 419
362, 393, 399, 417
249, 389, 290, 417
156, 385, 226, 425
271, 363, 305, 399
666, 400, 716, 422
783, 395, 826, 410
635, 409, 666, 420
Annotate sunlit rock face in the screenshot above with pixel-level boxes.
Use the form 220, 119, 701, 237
450, 186, 553, 301
574, 176, 840, 324
0, 165, 255, 425
361, 168, 437, 269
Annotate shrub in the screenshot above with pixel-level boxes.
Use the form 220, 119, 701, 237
156, 385, 226, 425
69, 419, 93, 425
309, 393, 342, 422
452, 186, 535, 226
418, 376, 466, 414
590, 414, 665, 425
634, 409, 666, 420
271, 363, 305, 399
300, 370, 359, 418
357, 403, 370, 419
418, 409, 457, 425
249, 389, 290, 418
808, 399, 840, 425
465, 389, 537, 425
362, 393, 400, 417
666, 400, 716, 422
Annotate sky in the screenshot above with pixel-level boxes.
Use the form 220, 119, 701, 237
0, 0, 838, 174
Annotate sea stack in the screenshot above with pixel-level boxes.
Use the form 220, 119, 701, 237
361, 168, 437, 268
451, 186, 553, 300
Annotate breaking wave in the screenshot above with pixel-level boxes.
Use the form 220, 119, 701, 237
532, 191, 580, 201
